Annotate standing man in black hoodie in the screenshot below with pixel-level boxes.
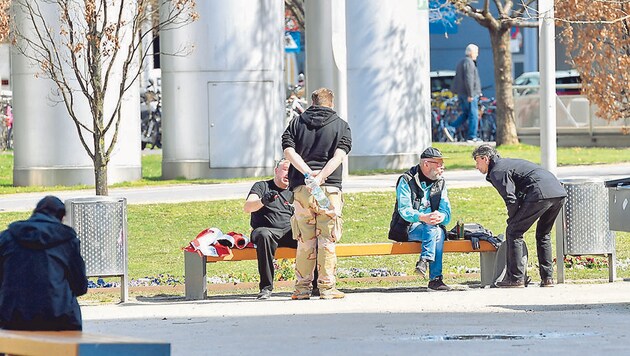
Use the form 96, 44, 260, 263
0, 196, 88, 330
472, 144, 567, 288
282, 87, 352, 300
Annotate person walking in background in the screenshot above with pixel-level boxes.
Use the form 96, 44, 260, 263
282, 87, 352, 300
388, 147, 452, 291
243, 158, 317, 300
448, 43, 482, 143
0, 196, 87, 330
472, 144, 567, 288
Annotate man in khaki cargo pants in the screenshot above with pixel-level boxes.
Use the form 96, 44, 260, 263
282, 88, 352, 300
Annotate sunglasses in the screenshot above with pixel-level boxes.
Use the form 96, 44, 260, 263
425, 160, 445, 167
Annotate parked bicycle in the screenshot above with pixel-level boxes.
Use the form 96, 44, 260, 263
140, 79, 161, 150
431, 94, 496, 143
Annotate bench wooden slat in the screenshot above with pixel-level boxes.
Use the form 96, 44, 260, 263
204, 240, 495, 262
0, 330, 170, 356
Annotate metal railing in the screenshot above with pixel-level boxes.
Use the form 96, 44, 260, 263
513, 83, 629, 134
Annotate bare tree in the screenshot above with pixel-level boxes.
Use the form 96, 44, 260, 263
0, 0, 9, 42
285, 0, 304, 30
556, 0, 630, 126
10, 0, 197, 195
447, 0, 540, 145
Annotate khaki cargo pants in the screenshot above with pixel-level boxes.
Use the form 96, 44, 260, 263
291, 185, 343, 294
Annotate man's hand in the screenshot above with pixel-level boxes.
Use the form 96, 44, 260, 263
420, 211, 444, 225
261, 190, 279, 206
309, 170, 325, 185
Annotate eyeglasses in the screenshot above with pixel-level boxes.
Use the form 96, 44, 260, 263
425, 160, 444, 167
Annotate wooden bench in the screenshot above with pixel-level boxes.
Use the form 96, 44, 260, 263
0, 330, 170, 356
184, 240, 498, 300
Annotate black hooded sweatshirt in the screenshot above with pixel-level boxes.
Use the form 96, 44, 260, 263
0, 212, 88, 330
282, 105, 352, 190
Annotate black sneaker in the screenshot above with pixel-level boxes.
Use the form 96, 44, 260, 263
496, 279, 525, 288
415, 258, 429, 279
540, 278, 554, 287
256, 289, 272, 300
428, 276, 451, 291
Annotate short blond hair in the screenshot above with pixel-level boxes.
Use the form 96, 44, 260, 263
311, 88, 334, 107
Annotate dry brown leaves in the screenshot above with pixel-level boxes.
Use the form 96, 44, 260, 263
557, 0, 630, 123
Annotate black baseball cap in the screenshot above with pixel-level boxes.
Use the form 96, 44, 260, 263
421, 147, 447, 159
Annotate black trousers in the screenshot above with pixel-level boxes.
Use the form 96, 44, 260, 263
505, 197, 566, 282
251, 227, 296, 292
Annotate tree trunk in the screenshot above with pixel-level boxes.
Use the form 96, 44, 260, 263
489, 28, 519, 145
94, 148, 108, 196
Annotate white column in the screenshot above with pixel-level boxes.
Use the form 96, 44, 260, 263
160, 0, 284, 179
12, 0, 140, 187
345, 0, 430, 170
304, 0, 348, 177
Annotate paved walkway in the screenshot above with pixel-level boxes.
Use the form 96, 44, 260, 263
1, 163, 629, 212
81, 282, 630, 355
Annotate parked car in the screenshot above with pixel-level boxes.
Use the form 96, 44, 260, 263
513, 70, 581, 96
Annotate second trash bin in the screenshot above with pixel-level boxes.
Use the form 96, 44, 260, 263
556, 178, 615, 283
605, 177, 630, 232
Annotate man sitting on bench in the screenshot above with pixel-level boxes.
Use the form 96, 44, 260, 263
244, 158, 316, 300
0, 196, 88, 330
388, 147, 453, 291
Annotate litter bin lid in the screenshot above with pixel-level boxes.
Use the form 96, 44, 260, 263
560, 177, 604, 185
604, 177, 630, 188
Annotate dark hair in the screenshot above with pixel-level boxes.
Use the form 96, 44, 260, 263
472, 144, 499, 160
33, 196, 66, 222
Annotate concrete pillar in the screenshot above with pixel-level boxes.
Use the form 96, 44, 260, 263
304, 0, 349, 178
160, 0, 284, 179
11, 0, 141, 187
345, 0, 430, 170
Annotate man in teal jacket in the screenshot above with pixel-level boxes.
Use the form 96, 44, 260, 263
389, 147, 452, 291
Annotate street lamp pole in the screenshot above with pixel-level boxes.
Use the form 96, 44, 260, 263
539, 0, 557, 174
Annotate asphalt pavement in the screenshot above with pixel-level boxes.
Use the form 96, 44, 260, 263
81, 281, 630, 355
1, 163, 629, 212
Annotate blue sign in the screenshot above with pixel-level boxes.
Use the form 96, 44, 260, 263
285, 31, 301, 53
429, 0, 458, 35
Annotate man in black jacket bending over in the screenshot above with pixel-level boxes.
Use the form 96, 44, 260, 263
0, 196, 88, 330
472, 144, 567, 288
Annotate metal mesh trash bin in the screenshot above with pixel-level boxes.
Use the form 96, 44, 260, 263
556, 178, 615, 283
65, 197, 128, 302
605, 177, 630, 232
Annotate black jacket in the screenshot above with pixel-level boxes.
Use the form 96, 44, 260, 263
282, 105, 352, 190
0, 213, 87, 330
486, 157, 567, 219
388, 165, 445, 242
